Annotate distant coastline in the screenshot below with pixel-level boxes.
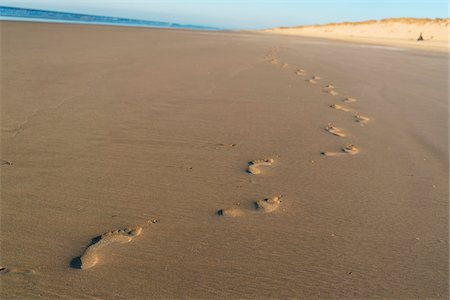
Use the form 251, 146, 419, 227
0, 6, 222, 30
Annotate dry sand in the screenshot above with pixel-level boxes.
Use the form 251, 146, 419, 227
1, 21, 448, 299
263, 18, 449, 52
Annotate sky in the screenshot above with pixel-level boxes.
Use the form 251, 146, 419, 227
1, 0, 448, 30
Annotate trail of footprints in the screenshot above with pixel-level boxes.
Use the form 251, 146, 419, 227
217, 157, 282, 217
4, 48, 373, 274
264, 47, 372, 156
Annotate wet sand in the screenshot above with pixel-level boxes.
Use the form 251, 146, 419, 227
1, 21, 448, 299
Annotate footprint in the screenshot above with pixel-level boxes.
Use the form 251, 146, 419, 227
312, 76, 321, 80
354, 114, 370, 124
1, 159, 13, 166
329, 104, 352, 112
254, 196, 282, 213
281, 63, 289, 68
0, 266, 36, 275
323, 85, 338, 96
343, 144, 359, 154
215, 143, 237, 149
343, 97, 357, 103
269, 58, 279, 64
72, 221, 156, 270
216, 207, 246, 217
325, 123, 346, 137
294, 69, 307, 76
327, 90, 339, 96
306, 79, 317, 84
247, 158, 274, 175
321, 144, 359, 156
217, 196, 282, 217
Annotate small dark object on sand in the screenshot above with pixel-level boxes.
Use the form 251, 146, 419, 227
417, 33, 424, 41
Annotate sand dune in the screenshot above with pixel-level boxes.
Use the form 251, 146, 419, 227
263, 18, 449, 52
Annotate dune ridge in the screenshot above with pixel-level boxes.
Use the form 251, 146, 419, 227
262, 18, 449, 52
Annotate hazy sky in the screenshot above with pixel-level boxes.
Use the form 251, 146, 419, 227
2, 0, 448, 29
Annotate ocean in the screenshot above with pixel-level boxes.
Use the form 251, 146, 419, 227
0, 6, 222, 31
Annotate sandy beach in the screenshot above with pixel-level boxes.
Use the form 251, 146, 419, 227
1, 21, 448, 298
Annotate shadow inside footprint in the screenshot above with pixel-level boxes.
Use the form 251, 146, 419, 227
70, 235, 102, 269
70, 257, 82, 269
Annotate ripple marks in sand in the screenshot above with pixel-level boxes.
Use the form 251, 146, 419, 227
72, 221, 157, 270
325, 124, 346, 137
247, 158, 274, 175
321, 144, 359, 156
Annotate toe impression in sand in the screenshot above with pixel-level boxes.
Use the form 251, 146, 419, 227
247, 158, 274, 175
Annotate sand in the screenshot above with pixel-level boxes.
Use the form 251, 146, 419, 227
1, 21, 448, 299
263, 18, 449, 53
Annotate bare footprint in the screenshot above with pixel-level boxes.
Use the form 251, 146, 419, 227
215, 143, 237, 149
254, 196, 282, 213
329, 104, 352, 112
0, 266, 36, 275
281, 63, 289, 68
1, 159, 13, 166
354, 114, 370, 124
269, 58, 279, 64
306, 76, 321, 84
216, 207, 246, 217
343, 96, 357, 103
217, 196, 282, 217
294, 69, 307, 76
327, 90, 339, 96
325, 123, 346, 137
72, 221, 157, 270
247, 158, 274, 175
321, 144, 359, 156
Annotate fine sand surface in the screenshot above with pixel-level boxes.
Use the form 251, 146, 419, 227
262, 18, 449, 53
1, 21, 448, 299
